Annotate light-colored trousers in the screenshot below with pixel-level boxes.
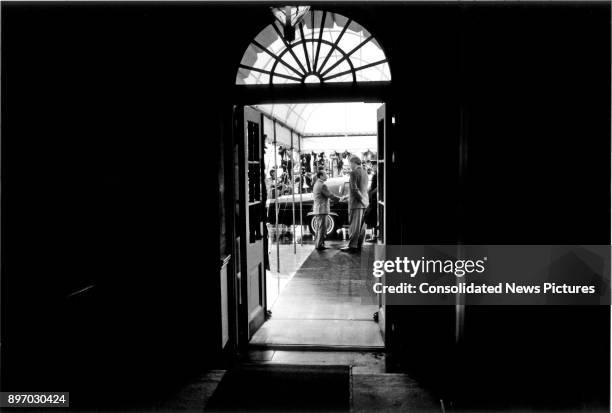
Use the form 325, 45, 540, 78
314, 214, 328, 249
348, 208, 366, 249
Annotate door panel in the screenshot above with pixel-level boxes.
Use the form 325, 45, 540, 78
376, 103, 390, 346
238, 106, 267, 342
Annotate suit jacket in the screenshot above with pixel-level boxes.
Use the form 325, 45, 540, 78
349, 166, 370, 209
313, 179, 338, 215
368, 173, 378, 197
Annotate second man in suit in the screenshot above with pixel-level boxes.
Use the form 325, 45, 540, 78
340, 156, 370, 252
312, 169, 340, 251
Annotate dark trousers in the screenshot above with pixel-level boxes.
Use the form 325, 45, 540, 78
348, 208, 366, 249
314, 214, 328, 249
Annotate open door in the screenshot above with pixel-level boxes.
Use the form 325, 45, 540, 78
376, 103, 391, 346
235, 106, 267, 345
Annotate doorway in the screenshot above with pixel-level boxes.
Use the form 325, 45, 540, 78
230, 6, 393, 353
233, 101, 389, 349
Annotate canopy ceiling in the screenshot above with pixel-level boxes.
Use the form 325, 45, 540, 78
254, 102, 380, 136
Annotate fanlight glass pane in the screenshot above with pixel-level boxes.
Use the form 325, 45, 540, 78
236, 67, 272, 85
291, 45, 309, 71
278, 52, 302, 74
323, 60, 352, 80
354, 41, 386, 65
236, 9, 391, 85
254, 25, 278, 49
325, 74, 353, 83
355, 63, 391, 82
274, 64, 295, 78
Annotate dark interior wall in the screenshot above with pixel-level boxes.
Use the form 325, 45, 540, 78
2, 2, 610, 410
358, 3, 462, 396
322, 2, 610, 410
456, 4, 611, 411
1, 3, 246, 405
461, 4, 610, 245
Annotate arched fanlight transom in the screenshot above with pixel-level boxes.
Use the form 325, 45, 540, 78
236, 9, 391, 85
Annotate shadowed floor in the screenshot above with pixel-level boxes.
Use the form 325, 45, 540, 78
155, 352, 442, 412
205, 364, 351, 412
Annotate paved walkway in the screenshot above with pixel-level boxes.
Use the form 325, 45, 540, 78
266, 243, 313, 307
252, 243, 383, 348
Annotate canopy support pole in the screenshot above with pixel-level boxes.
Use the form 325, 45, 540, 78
291, 131, 297, 255
298, 134, 303, 247
273, 120, 280, 274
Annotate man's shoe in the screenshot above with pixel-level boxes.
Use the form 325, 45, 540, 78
340, 247, 358, 253
316, 246, 328, 251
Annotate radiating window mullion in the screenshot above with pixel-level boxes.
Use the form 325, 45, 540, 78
311, 12, 316, 69
322, 59, 388, 81
272, 22, 308, 76
313, 11, 326, 72
251, 40, 304, 78
317, 19, 351, 75
239, 64, 302, 82
299, 23, 312, 73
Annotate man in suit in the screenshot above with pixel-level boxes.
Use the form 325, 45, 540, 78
265, 169, 281, 200
340, 156, 369, 252
312, 169, 340, 251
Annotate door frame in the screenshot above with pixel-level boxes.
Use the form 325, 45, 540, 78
228, 83, 394, 352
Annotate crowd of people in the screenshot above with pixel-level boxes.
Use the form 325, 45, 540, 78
265, 159, 377, 199
265, 167, 314, 199
266, 154, 379, 253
